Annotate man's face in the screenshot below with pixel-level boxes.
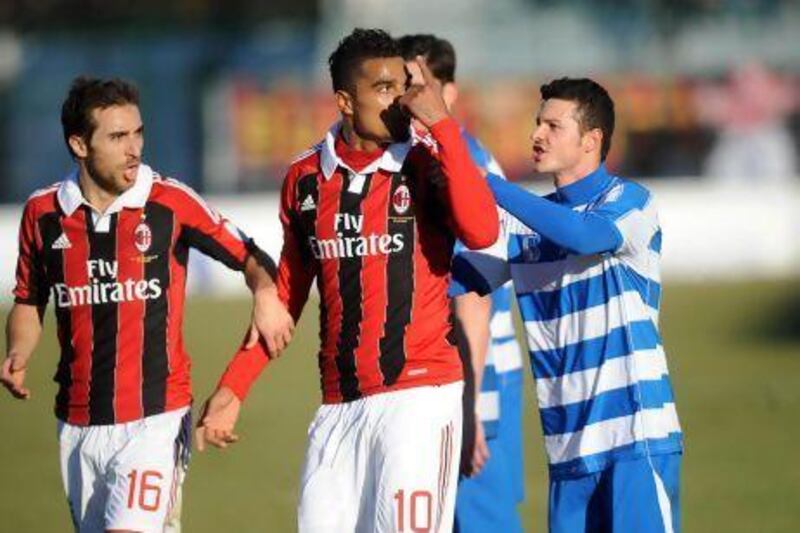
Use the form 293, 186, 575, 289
80, 104, 143, 194
530, 98, 586, 174
347, 57, 409, 143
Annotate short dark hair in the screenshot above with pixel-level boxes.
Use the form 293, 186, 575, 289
61, 76, 140, 158
397, 34, 456, 84
328, 28, 401, 93
540, 78, 615, 161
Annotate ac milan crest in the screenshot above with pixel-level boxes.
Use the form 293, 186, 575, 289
134, 222, 152, 253
392, 184, 411, 215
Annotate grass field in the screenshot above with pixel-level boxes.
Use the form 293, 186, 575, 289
2, 280, 800, 532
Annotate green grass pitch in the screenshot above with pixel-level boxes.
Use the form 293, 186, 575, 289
2, 280, 799, 531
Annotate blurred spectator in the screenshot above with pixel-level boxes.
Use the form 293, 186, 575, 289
694, 62, 799, 182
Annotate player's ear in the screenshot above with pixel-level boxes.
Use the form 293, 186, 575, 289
583, 128, 602, 155
68, 134, 89, 159
442, 82, 458, 111
335, 90, 355, 118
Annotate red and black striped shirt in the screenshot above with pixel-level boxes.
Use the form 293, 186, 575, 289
14, 164, 254, 426
220, 117, 499, 403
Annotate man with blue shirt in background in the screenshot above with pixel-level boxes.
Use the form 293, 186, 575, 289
459, 77, 683, 532
398, 34, 525, 533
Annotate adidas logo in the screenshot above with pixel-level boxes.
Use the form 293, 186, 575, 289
52, 233, 72, 250
300, 194, 316, 212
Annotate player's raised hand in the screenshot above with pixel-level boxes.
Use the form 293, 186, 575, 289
0, 357, 30, 400
247, 287, 295, 358
196, 386, 242, 452
398, 56, 450, 129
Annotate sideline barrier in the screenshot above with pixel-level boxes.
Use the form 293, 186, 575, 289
1, 180, 798, 301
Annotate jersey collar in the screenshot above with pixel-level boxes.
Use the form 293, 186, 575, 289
555, 164, 614, 207
57, 163, 155, 216
320, 121, 412, 180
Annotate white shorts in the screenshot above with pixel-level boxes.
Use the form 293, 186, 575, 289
57, 406, 191, 533
298, 381, 463, 533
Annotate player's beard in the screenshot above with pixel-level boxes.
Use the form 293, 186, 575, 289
85, 149, 137, 196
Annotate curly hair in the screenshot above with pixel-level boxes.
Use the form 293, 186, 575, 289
328, 28, 401, 93
541, 78, 615, 161
61, 76, 140, 158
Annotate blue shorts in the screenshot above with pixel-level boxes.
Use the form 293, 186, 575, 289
454, 435, 522, 533
497, 369, 524, 503
455, 369, 525, 533
549, 453, 681, 533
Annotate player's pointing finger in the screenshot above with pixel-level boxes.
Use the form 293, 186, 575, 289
415, 56, 438, 87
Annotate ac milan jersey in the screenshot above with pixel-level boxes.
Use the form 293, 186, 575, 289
13, 164, 254, 426
219, 117, 499, 403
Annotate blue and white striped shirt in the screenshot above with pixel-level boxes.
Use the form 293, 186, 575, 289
504, 165, 683, 479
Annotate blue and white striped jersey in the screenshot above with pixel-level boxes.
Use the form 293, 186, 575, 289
506, 165, 682, 479
451, 132, 522, 438
489, 281, 523, 378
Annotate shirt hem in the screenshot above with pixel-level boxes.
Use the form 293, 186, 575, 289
548, 439, 684, 480
53, 401, 193, 427
321, 373, 464, 404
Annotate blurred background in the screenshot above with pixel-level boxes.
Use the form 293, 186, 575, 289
0, 0, 798, 199
0, 1, 799, 531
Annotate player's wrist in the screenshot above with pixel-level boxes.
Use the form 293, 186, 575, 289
247, 270, 275, 292
253, 284, 279, 302
425, 113, 453, 130
214, 385, 239, 402
428, 116, 459, 141
5, 353, 29, 371
216, 378, 249, 403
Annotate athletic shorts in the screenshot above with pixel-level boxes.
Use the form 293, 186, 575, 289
298, 382, 463, 533
58, 406, 192, 533
455, 370, 525, 532
454, 434, 523, 533
497, 369, 524, 503
549, 453, 681, 533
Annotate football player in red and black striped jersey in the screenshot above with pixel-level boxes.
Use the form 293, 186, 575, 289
1, 76, 293, 532
198, 29, 500, 532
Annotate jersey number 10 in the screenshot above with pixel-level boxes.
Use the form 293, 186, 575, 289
394, 489, 433, 532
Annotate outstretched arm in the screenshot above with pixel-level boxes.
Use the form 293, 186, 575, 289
164, 181, 295, 357
487, 173, 622, 255
196, 169, 316, 451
